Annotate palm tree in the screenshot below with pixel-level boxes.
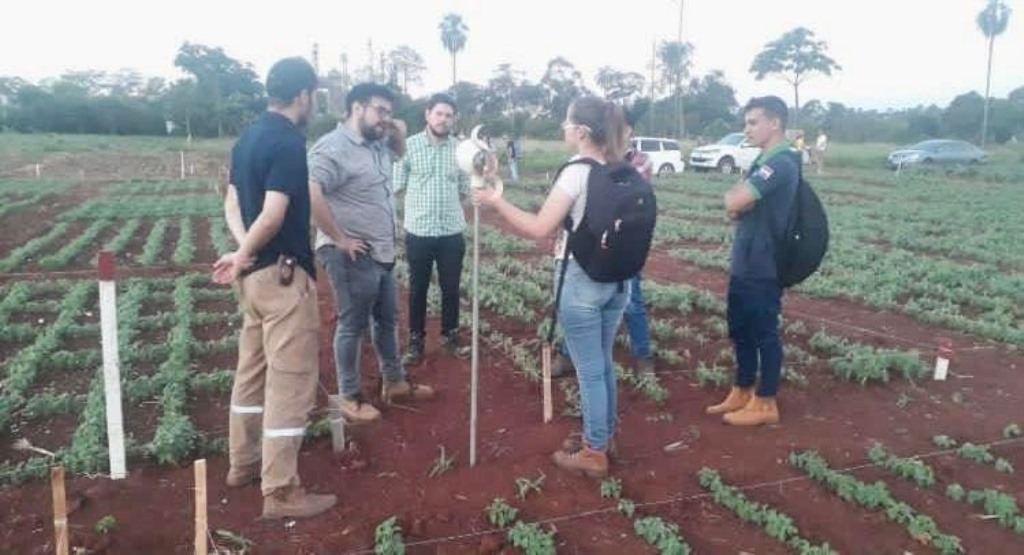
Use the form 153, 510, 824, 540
439, 13, 469, 87
976, 0, 1011, 147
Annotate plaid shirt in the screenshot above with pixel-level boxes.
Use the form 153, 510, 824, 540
394, 132, 469, 237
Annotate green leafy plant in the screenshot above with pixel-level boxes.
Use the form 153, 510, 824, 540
695, 362, 729, 388
868, 443, 936, 488
215, 529, 255, 554
507, 521, 556, 555
374, 516, 405, 555
1004, 423, 1022, 439
633, 516, 691, 555
485, 498, 519, 529
600, 478, 622, 500
617, 498, 636, 518
933, 435, 958, 449
94, 515, 117, 534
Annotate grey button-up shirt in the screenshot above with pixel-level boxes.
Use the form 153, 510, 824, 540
308, 124, 399, 264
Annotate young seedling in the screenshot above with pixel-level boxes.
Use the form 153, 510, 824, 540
94, 515, 117, 534
374, 516, 405, 555
507, 521, 556, 555
485, 498, 519, 529
933, 435, 958, 449
515, 471, 546, 501
427, 445, 455, 478
1004, 423, 1022, 439
215, 529, 255, 554
600, 477, 623, 500
617, 498, 636, 518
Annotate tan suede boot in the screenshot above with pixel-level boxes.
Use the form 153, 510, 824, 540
705, 386, 754, 415
382, 380, 435, 403
551, 445, 609, 478
723, 396, 780, 426
225, 462, 260, 488
262, 487, 338, 519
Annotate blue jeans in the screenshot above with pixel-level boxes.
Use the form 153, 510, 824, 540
319, 246, 404, 398
556, 259, 628, 451
623, 274, 653, 359
560, 273, 651, 360
727, 276, 783, 397
508, 159, 519, 182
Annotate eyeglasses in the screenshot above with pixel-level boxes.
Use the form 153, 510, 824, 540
366, 103, 393, 119
561, 121, 591, 134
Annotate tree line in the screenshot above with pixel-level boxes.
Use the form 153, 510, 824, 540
0, 3, 1019, 145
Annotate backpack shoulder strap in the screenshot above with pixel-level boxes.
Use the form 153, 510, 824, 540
552, 157, 602, 182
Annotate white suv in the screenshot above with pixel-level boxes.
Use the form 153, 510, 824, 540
631, 137, 686, 177
688, 132, 761, 174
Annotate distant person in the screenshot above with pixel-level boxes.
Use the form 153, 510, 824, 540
308, 83, 435, 425
215, 56, 336, 519
473, 96, 635, 478
505, 135, 520, 182
706, 95, 799, 427
394, 93, 471, 366
814, 132, 829, 174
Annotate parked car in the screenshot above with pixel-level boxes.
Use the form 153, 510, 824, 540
886, 140, 986, 169
688, 132, 761, 174
631, 136, 686, 176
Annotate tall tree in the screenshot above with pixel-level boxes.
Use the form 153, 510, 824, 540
173, 42, 263, 137
541, 57, 587, 121
439, 13, 469, 87
387, 45, 426, 95
595, 67, 645, 104
750, 27, 841, 126
976, 0, 1012, 146
658, 41, 693, 137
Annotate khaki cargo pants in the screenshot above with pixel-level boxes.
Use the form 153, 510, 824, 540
229, 264, 319, 497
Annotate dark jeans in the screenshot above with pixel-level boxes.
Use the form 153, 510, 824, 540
318, 246, 404, 398
405, 232, 465, 337
727, 276, 784, 397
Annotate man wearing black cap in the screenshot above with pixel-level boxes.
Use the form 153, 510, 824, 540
214, 56, 336, 519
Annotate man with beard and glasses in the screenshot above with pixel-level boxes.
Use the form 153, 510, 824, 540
216, 57, 336, 519
309, 83, 435, 424
393, 93, 471, 367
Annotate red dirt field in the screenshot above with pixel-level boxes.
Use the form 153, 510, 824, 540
3, 171, 1024, 554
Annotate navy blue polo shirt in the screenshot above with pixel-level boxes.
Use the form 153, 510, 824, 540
730, 146, 799, 281
229, 111, 315, 279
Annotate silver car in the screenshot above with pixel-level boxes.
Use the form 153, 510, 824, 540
886, 140, 986, 169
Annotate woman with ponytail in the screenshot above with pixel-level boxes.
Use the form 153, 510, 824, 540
472, 96, 628, 478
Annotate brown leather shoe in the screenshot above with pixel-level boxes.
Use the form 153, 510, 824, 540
552, 445, 609, 478
562, 433, 619, 459
382, 380, 435, 403
723, 396, 780, 426
225, 462, 260, 488
262, 487, 337, 519
705, 386, 754, 415
337, 394, 381, 423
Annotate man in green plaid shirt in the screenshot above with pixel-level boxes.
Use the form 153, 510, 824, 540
394, 93, 471, 365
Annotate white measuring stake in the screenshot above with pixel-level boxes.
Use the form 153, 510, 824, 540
542, 345, 553, 423
35, 163, 41, 178
179, 151, 186, 180
933, 342, 953, 381
98, 252, 127, 479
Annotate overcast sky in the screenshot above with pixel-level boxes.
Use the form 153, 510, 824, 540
2, 0, 1021, 110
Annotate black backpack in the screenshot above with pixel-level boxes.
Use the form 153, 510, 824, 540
557, 158, 657, 282
546, 158, 657, 344
775, 168, 829, 288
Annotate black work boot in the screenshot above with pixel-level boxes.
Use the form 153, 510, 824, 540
402, 332, 425, 366
442, 329, 471, 359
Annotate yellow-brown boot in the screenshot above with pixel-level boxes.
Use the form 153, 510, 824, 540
552, 445, 609, 478
705, 386, 754, 415
723, 396, 780, 426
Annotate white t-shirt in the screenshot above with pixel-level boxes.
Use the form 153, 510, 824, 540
552, 157, 592, 260
816, 134, 828, 151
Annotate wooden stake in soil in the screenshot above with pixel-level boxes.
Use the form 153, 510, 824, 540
934, 339, 953, 381
180, 150, 186, 180
194, 459, 208, 555
542, 345, 553, 423
35, 163, 41, 179
98, 252, 127, 479
50, 466, 69, 555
